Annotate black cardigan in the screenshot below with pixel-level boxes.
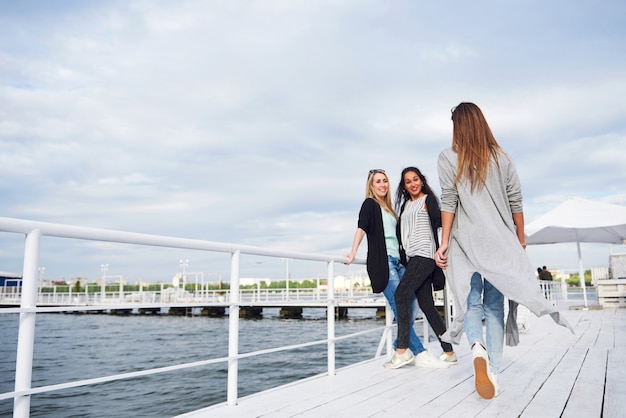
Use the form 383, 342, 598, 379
357, 198, 389, 293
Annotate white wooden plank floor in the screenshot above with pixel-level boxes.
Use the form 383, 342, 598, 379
178, 305, 625, 418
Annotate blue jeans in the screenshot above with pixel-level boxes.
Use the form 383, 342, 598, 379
465, 272, 505, 373
383, 256, 425, 355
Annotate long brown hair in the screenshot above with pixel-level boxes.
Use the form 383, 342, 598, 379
451, 102, 502, 192
365, 170, 397, 218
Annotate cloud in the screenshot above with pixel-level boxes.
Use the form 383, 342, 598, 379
1, 0, 625, 282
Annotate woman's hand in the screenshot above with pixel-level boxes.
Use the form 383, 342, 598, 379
437, 212, 454, 270
346, 228, 365, 265
434, 244, 448, 269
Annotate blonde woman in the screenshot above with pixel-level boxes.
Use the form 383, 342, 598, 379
346, 169, 446, 369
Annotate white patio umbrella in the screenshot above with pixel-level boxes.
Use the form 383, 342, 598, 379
525, 197, 626, 307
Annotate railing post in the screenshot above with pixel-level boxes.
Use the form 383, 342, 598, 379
443, 286, 451, 328
327, 261, 335, 376
560, 271, 568, 301
576, 238, 588, 308
227, 250, 240, 406
385, 298, 393, 355
14, 228, 41, 418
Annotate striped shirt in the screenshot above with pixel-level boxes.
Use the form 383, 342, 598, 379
401, 195, 436, 259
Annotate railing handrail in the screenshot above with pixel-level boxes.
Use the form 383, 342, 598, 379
0, 216, 351, 262
0, 216, 380, 418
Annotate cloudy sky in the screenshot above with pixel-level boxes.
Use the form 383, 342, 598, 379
1, 0, 625, 284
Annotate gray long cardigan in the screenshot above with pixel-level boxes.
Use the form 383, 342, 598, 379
437, 147, 573, 346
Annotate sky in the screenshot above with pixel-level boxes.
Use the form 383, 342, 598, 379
1, 0, 625, 285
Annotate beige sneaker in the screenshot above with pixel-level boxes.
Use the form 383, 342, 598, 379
383, 350, 414, 369
439, 352, 458, 365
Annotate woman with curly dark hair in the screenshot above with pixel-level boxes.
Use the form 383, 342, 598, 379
383, 166, 454, 369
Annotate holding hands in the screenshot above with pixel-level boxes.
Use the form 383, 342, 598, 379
434, 243, 448, 270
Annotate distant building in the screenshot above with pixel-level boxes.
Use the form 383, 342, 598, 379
52, 280, 69, 286
334, 275, 368, 290
316, 274, 370, 292
0, 271, 22, 289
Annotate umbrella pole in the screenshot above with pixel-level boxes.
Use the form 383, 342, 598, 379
576, 239, 588, 308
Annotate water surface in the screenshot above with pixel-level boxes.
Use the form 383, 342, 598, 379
1, 308, 387, 417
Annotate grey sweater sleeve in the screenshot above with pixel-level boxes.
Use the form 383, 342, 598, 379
438, 148, 458, 214
503, 152, 524, 214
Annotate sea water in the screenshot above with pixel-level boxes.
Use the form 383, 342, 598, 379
0, 308, 388, 417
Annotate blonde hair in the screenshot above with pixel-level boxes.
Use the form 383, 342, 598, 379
365, 170, 397, 218
451, 102, 502, 192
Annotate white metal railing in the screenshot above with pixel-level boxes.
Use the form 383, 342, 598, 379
0, 217, 569, 417
538, 279, 567, 305
0, 216, 396, 418
0, 287, 385, 307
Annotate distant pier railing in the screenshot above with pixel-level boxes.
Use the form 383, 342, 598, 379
0, 216, 398, 418
0, 287, 390, 319
0, 287, 386, 308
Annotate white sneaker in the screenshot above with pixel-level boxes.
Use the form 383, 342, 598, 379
439, 352, 458, 365
383, 350, 414, 369
491, 373, 499, 397
414, 350, 450, 368
472, 343, 496, 399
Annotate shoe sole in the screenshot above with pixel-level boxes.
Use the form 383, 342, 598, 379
473, 356, 495, 399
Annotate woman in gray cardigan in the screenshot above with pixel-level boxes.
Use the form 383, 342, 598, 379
434, 103, 573, 399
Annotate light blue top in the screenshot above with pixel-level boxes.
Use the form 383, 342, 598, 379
381, 208, 400, 260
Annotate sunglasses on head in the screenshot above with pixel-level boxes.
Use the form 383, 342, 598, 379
369, 169, 385, 174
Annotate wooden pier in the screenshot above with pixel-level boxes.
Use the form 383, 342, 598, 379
179, 303, 625, 418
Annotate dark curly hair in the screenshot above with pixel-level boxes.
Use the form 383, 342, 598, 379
394, 166, 438, 213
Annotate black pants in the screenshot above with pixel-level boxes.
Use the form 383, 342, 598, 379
395, 256, 453, 352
